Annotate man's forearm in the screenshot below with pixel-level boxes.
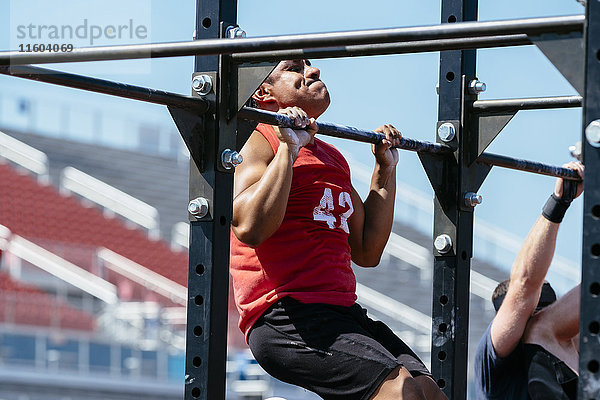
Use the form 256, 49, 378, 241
510, 216, 559, 302
361, 164, 396, 261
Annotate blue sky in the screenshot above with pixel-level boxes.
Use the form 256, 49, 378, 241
0, 0, 586, 287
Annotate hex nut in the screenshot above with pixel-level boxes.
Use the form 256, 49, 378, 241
585, 120, 600, 148
464, 192, 483, 207
192, 75, 213, 95
221, 149, 243, 170
468, 80, 486, 94
437, 123, 456, 142
569, 141, 582, 161
434, 234, 453, 254
226, 26, 246, 39
188, 197, 209, 218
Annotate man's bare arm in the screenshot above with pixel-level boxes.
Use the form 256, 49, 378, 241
490, 162, 584, 358
232, 108, 317, 247
348, 125, 400, 267
490, 216, 560, 358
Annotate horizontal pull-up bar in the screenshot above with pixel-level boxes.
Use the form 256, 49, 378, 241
0, 15, 582, 66
477, 152, 581, 180
233, 34, 532, 63
472, 95, 582, 113
0, 68, 583, 182
239, 107, 581, 181
0, 65, 209, 113
237, 107, 452, 154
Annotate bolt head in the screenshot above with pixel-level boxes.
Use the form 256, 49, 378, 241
586, 120, 600, 148
231, 152, 243, 165
469, 80, 486, 94
227, 26, 247, 39
221, 149, 243, 170
192, 75, 212, 95
437, 123, 456, 142
464, 192, 482, 207
569, 141, 582, 161
188, 202, 199, 214
188, 197, 209, 218
434, 234, 453, 254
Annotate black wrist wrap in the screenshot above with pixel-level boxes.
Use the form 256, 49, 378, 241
541, 179, 578, 223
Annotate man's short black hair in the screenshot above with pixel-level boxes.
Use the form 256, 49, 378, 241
491, 280, 557, 312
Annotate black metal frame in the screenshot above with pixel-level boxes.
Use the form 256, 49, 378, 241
178, 2, 237, 400
418, 1, 480, 397
0, 2, 596, 399
578, 1, 600, 398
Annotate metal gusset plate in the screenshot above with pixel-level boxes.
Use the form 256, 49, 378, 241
237, 62, 277, 111
169, 106, 207, 172
235, 63, 277, 150
466, 111, 517, 165
530, 31, 584, 95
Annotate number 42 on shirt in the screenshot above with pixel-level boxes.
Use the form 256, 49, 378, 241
313, 188, 354, 234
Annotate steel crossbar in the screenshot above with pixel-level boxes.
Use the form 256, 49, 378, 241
0, 65, 208, 112
239, 107, 582, 180
472, 95, 582, 113
232, 34, 532, 63
0, 15, 583, 66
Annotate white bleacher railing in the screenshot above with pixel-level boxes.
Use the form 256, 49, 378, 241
0, 130, 49, 183
0, 225, 118, 304
99, 301, 186, 351
385, 233, 497, 301
96, 248, 187, 306
171, 221, 189, 251
356, 283, 431, 334
60, 166, 160, 239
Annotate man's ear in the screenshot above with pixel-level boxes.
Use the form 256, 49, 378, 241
252, 84, 278, 109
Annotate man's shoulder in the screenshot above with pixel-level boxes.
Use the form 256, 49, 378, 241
474, 321, 528, 400
475, 322, 495, 366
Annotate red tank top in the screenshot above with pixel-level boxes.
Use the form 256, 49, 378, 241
230, 124, 358, 338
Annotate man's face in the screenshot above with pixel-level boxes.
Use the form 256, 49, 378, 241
258, 59, 330, 118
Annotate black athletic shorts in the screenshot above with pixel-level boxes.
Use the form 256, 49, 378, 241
247, 296, 431, 400
524, 343, 577, 400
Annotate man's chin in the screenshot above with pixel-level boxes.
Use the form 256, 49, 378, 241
311, 99, 330, 119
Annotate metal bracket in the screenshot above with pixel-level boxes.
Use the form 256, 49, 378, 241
234, 62, 277, 150
237, 62, 277, 111
530, 31, 585, 95
460, 75, 492, 212
421, 121, 460, 227
418, 148, 458, 257
168, 106, 216, 222
467, 112, 516, 165
169, 105, 208, 172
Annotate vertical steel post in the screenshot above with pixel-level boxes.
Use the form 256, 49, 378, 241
184, 1, 237, 400
424, 1, 479, 398
578, 2, 600, 398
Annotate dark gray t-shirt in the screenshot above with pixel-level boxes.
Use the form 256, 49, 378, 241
474, 322, 528, 400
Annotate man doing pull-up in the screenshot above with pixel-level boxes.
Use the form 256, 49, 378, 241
230, 59, 447, 400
